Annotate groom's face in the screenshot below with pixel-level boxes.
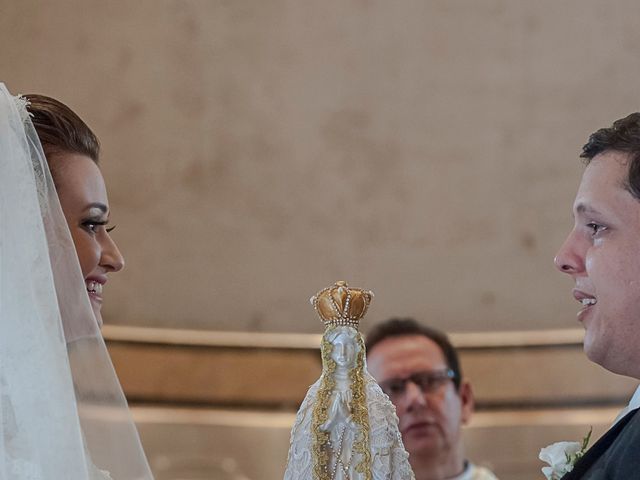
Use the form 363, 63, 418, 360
555, 151, 640, 377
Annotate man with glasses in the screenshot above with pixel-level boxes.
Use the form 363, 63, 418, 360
366, 318, 497, 480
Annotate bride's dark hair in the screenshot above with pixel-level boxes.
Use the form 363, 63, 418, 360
24, 94, 100, 164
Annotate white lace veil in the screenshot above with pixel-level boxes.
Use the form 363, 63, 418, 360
0, 83, 154, 479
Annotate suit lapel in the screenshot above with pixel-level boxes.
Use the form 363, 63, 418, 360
561, 408, 639, 479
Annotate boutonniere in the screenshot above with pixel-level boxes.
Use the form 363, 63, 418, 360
539, 428, 592, 480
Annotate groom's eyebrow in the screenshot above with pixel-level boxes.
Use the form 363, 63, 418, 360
575, 203, 602, 216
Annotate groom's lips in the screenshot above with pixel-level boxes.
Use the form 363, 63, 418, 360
573, 289, 597, 321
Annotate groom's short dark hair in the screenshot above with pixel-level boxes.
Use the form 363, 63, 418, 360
365, 318, 462, 390
581, 112, 640, 200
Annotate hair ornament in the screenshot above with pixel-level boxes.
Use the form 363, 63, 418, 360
12, 94, 32, 124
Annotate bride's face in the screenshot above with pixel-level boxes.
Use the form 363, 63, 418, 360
51, 153, 125, 328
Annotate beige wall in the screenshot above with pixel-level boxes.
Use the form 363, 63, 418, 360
3, 1, 640, 333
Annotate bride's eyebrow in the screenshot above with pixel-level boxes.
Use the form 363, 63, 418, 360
85, 202, 108, 214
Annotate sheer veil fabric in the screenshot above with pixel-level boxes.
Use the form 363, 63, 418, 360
0, 83, 154, 479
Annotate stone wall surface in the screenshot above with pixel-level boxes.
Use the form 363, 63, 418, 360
3, 1, 640, 333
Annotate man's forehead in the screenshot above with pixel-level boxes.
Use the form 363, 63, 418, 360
368, 335, 448, 377
581, 152, 628, 186
573, 155, 635, 211
574, 202, 602, 215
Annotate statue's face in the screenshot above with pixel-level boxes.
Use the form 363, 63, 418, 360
331, 332, 357, 369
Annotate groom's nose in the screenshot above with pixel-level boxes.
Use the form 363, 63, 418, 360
554, 229, 585, 275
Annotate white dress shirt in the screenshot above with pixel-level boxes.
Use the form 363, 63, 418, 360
613, 384, 640, 424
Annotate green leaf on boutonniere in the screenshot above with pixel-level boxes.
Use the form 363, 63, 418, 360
574, 427, 592, 463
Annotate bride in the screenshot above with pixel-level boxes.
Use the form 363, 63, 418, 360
0, 83, 154, 479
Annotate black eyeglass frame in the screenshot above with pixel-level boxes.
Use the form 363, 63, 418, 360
378, 368, 457, 399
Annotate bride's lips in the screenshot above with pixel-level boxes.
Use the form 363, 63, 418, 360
573, 288, 597, 321
86, 275, 107, 306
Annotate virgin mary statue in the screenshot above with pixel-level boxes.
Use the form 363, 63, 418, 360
284, 281, 415, 480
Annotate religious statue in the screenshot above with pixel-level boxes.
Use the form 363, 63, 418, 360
284, 281, 415, 480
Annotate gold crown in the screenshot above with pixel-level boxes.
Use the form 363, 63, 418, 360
310, 281, 374, 329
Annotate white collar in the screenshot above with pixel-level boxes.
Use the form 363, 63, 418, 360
451, 462, 499, 480
613, 384, 640, 425
628, 384, 640, 410
450, 462, 473, 480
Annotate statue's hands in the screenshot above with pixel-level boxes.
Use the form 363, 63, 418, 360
344, 412, 356, 427
320, 393, 351, 431
320, 419, 331, 431
320, 397, 337, 430
337, 398, 352, 423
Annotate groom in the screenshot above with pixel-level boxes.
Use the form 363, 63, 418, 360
554, 112, 640, 479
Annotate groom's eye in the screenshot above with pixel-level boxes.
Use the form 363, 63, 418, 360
586, 222, 606, 236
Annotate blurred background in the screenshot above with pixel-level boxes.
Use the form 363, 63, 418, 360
3, 0, 640, 478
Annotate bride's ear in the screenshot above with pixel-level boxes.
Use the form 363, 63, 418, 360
459, 380, 475, 425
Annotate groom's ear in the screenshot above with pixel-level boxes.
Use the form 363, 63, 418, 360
459, 380, 475, 425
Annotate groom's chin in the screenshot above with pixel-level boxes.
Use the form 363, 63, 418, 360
584, 337, 629, 377
583, 333, 604, 365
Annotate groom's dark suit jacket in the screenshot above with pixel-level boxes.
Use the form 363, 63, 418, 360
561, 408, 640, 479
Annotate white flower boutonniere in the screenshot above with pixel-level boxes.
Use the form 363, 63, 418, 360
539, 428, 592, 480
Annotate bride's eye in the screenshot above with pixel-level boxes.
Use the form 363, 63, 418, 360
82, 219, 107, 234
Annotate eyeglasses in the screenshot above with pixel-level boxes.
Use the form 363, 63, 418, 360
378, 369, 456, 401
